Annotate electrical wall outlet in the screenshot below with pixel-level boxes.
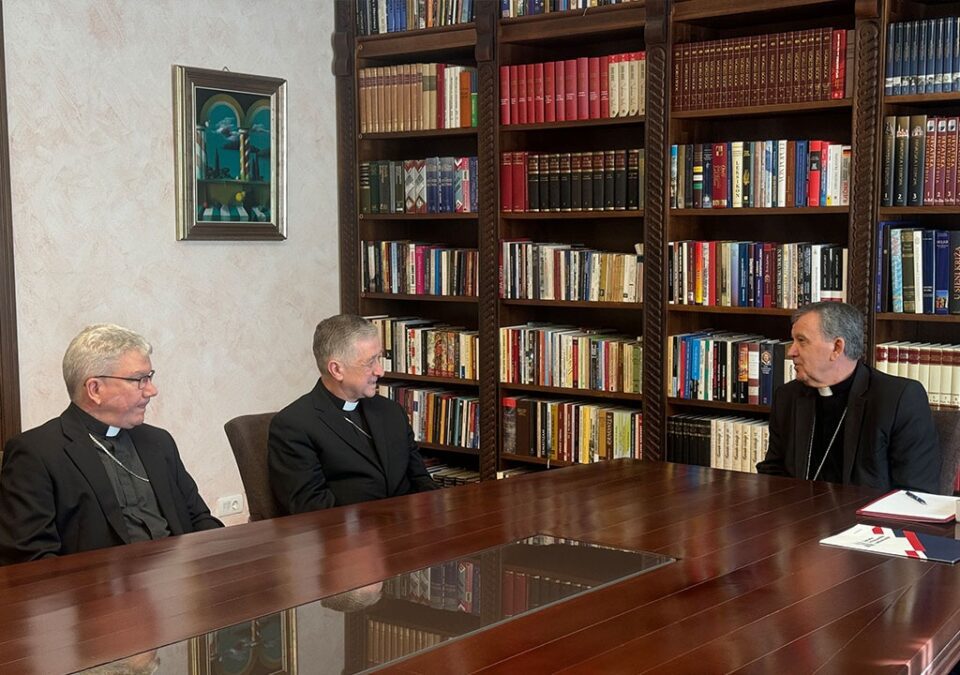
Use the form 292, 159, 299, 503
216, 494, 244, 517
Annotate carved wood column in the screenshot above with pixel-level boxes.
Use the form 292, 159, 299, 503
853, 0, 882, 349
0, 0, 21, 446
333, 0, 359, 314
642, 0, 669, 462
476, 0, 499, 480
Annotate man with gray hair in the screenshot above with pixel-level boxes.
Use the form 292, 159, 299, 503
0, 324, 222, 565
757, 302, 941, 492
269, 314, 438, 514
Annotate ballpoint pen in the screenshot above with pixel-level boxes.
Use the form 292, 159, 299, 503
905, 491, 927, 505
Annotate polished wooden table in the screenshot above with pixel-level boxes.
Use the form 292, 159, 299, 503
2, 460, 959, 674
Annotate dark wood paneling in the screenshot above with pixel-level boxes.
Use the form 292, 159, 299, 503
334, 0, 359, 314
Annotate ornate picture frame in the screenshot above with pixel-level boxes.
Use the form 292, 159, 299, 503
173, 65, 287, 241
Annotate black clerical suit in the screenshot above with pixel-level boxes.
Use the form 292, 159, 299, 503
757, 362, 941, 493
0, 404, 222, 565
268, 379, 439, 514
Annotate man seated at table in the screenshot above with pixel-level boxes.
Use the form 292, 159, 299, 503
269, 314, 439, 514
0, 324, 222, 565
757, 301, 941, 492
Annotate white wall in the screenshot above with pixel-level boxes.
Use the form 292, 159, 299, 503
5, 0, 340, 523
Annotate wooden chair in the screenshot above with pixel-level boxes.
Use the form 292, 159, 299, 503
932, 410, 960, 496
224, 412, 281, 521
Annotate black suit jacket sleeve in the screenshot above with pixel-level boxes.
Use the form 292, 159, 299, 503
0, 436, 61, 561
887, 380, 941, 494
268, 411, 338, 514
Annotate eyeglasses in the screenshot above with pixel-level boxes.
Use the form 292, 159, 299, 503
347, 355, 383, 371
93, 370, 156, 390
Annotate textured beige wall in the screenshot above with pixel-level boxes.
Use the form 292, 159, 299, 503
4, 1, 340, 523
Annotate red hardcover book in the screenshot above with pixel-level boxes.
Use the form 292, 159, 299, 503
577, 56, 589, 120
935, 117, 947, 205
501, 152, 513, 212
499, 65, 511, 125
599, 54, 610, 118
808, 140, 823, 206
565, 58, 577, 120
946, 117, 959, 206
512, 151, 527, 212
534, 62, 545, 123
517, 64, 528, 125
459, 69, 471, 128
712, 142, 728, 208
508, 64, 519, 127
555, 60, 566, 122
708, 241, 719, 305
588, 56, 601, 119
526, 63, 536, 123
830, 29, 844, 99
544, 61, 556, 123
925, 116, 939, 205
436, 63, 446, 129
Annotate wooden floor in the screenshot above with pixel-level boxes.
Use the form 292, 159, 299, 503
1, 460, 959, 673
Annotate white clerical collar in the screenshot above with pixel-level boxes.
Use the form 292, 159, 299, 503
342, 400, 359, 411
817, 386, 833, 397
106, 426, 121, 437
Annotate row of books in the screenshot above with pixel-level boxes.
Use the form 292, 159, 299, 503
501, 396, 642, 462
666, 415, 769, 474
884, 18, 960, 96
876, 225, 960, 314
358, 64, 477, 133
668, 240, 848, 308
673, 28, 852, 111
500, 240, 643, 303
365, 618, 444, 667
359, 156, 478, 214
357, 0, 474, 35
362, 241, 479, 296
501, 569, 588, 617
425, 461, 481, 486
367, 316, 478, 379
501, 149, 644, 212
875, 342, 960, 410
383, 559, 480, 615
670, 140, 851, 209
500, 0, 639, 17
499, 323, 642, 393
881, 115, 960, 207
498, 51, 645, 126
667, 331, 797, 405
378, 383, 480, 449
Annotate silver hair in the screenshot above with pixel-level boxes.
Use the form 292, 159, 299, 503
62, 324, 152, 401
792, 301, 864, 360
312, 314, 378, 373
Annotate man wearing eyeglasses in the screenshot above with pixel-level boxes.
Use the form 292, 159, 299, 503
268, 314, 439, 514
0, 324, 222, 565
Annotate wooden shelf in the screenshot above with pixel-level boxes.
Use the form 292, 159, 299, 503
502, 210, 643, 219
361, 293, 479, 303
668, 305, 795, 316
499, 3, 645, 43
418, 441, 479, 456
381, 372, 479, 386
672, 0, 853, 23
500, 116, 644, 132
500, 382, 643, 402
501, 299, 642, 309
500, 452, 576, 468
875, 313, 960, 323
356, 25, 477, 59
359, 127, 477, 140
667, 397, 770, 414
884, 92, 960, 105
672, 98, 852, 119
878, 206, 960, 216
671, 207, 848, 216
359, 212, 479, 220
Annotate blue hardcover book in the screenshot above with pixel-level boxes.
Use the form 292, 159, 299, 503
953, 18, 960, 92
670, 145, 678, 208
821, 523, 960, 563
796, 140, 808, 207
922, 229, 935, 313
399, 0, 407, 31
501, 0, 510, 18
738, 242, 749, 306
730, 244, 741, 307
918, 19, 928, 93
906, 21, 918, 94
759, 339, 775, 406
702, 145, 713, 208
890, 227, 904, 313
893, 22, 905, 94
935, 229, 950, 314
876, 221, 894, 312
945, 18, 956, 92
425, 156, 439, 213
771, 141, 779, 207
763, 140, 773, 208
935, 18, 946, 93
885, 21, 896, 95
689, 335, 701, 399
820, 142, 829, 207
387, 0, 396, 32
754, 242, 764, 307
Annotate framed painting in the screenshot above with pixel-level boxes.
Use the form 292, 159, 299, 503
173, 65, 287, 240
189, 609, 297, 674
